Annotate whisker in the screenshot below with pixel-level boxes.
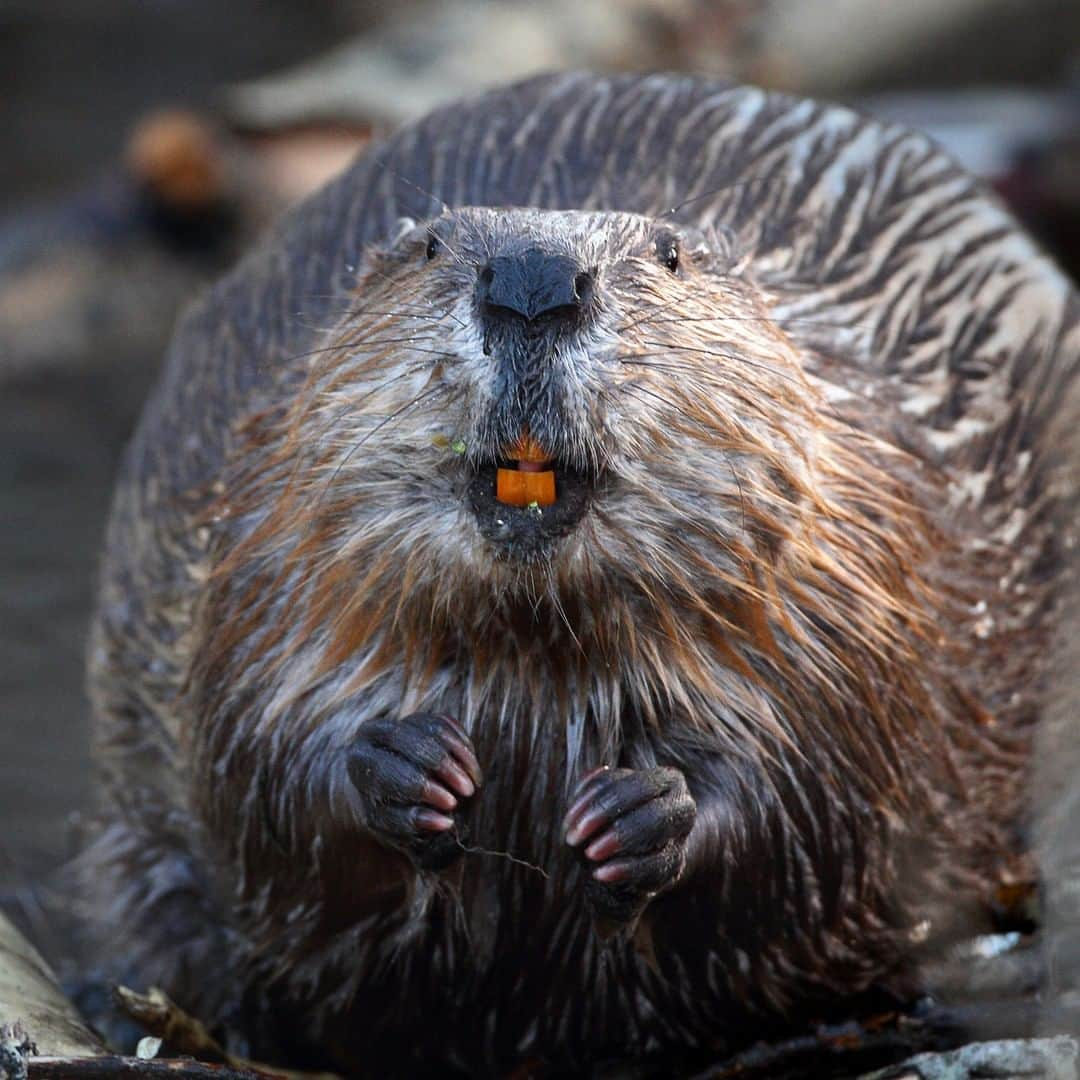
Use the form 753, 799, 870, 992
636, 341, 804, 388
614, 360, 716, 403
616, 291, 692, 336
726, 452, 749, 535
620, 382, 709, 434
339, 305, 461, 327
625, 311, 864, 334
319, 383, 453, 499
612, 389, 753, 537
359, 264, 466, 330
372, 156, 452, 219
620, 350, 799, 393
426, 227, 471, 272
289, 310, 457, 340
279, 361, 443, 499
271, 333, 448, 391
616, 358, 705, 375
368, 159, 473, 272
662, 176, 771, 218
319, 337, 458, 359
275, 341, 357, 368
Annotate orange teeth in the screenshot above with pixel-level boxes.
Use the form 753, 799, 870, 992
497, 468, 556, 507
496, 431, 557, 507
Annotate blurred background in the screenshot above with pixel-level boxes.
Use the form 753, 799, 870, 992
1, 0, 1077, 944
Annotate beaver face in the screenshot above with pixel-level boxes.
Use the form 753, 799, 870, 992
370, 208, 708, 561
300, 206, 820, 588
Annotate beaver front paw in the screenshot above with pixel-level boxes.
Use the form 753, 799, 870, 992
564, 766, 696, 927
347, 712, 481, 870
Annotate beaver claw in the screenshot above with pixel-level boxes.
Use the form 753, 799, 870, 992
564, 766, 696, 926
347, 712, 481, 870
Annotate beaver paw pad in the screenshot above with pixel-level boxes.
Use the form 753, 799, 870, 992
346, 712, 482, 870
564, 765, 696, 925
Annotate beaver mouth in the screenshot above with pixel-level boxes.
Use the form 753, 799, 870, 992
465, 457, 595, 559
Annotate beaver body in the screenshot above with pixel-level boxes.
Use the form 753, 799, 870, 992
85, 74, 1079, 1074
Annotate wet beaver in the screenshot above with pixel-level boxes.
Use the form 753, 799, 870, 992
84, 73, 1080, 1074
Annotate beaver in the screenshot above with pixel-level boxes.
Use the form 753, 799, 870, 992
83, 73, 1080, 1074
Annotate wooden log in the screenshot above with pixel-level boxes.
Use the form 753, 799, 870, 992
0, 912, 102, 1058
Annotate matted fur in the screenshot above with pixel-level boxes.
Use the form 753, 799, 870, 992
83, 74, 1079, 1074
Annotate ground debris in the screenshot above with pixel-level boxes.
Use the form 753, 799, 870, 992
685, 995, 1077, 1080
115, 986, 341, 1080
0, 1022, 35, 1080
863, 1036, 1079, 1080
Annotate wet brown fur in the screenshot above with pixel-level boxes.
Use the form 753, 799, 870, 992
82, 75, 1079, 1074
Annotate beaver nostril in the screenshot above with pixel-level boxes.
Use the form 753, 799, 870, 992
479, 266, 495, 287
573, 272, 594, 305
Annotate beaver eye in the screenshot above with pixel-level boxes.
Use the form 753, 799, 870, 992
656, 234, 680, 274
425, 233, 442, 260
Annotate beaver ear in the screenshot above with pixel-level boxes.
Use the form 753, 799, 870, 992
388, 216, 418, 246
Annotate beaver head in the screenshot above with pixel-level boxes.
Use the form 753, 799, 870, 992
247, 207, 837, 590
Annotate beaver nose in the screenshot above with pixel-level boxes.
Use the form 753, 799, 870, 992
478, 249, 593, 327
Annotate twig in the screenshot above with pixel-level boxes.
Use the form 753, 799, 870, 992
114, 987, 341, 1080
